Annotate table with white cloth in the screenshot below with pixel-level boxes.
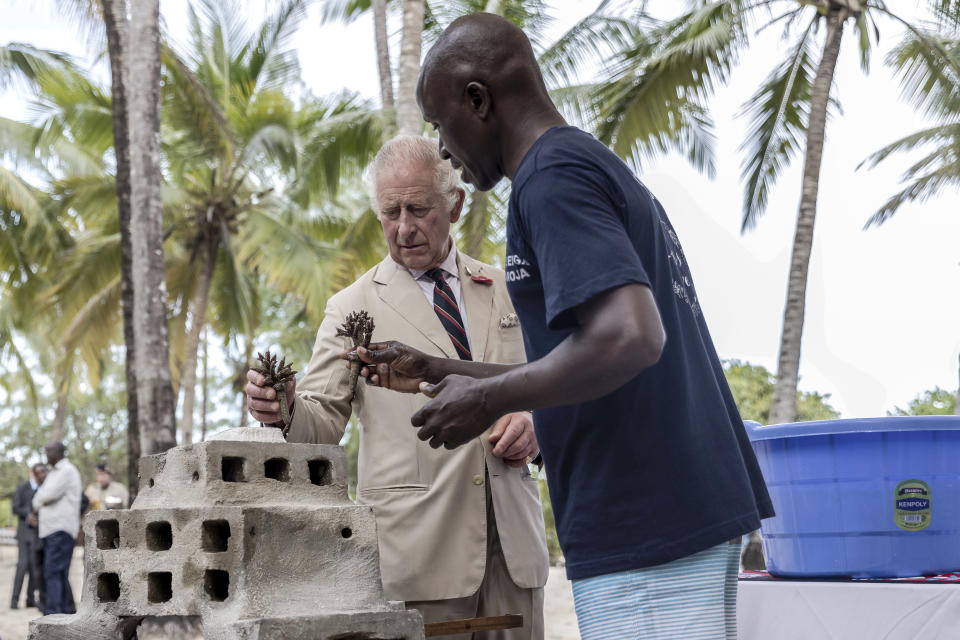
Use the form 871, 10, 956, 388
737, 573, 960, 640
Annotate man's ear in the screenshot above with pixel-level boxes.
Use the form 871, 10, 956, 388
449, 187, 466, 223
465, 81, 491, 119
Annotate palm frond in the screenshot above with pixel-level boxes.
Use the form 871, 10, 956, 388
739, 18, 818, 230
884, 27, 960, 121
865, 155, 960, 227
0, 43, 76, 92
593, 1, 745, 173
319, 0, 374, 25
538, 12, 639, 89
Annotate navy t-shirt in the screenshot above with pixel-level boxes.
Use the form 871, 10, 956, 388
506, 126, 774, 580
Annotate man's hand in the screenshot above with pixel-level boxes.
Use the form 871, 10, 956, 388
28, 512, 38, 527
489, 412, 539, 468
412, 375, 500, 449
351, 341, 438, 394
246, 369, 296, 426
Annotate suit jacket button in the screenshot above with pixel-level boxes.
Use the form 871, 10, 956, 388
472, 474, 484, 486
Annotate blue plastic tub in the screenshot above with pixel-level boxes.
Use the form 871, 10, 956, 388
746, 416, 960, 578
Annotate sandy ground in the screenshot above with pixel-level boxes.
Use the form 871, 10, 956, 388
0, 546, 578, 640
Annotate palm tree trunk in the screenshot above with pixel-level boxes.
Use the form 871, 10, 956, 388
768, 9, 847, 425
463, 190, 491, 258
51, 369, 72, 442
396, 0, 425, 136
100, 0, 141, 500
373, 0, 395, 138
239, 338, 254, 428
128, 0, 177, 454
179, 238, 218, 445
201, 325, 208, 441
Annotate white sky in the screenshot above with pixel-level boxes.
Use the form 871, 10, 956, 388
2, 0, 958, 419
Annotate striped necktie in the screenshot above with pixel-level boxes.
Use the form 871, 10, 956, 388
426, 268, 472, 360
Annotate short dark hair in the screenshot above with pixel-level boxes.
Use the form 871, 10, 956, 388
96, 463, 111, 474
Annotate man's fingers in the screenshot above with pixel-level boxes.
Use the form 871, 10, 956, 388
246, 369, 267, 387
359, 342, 401, 364
247, 397, 281, 414
420, 382, 438, 397
248, 407, 279, 423
428, 435, 444, 449
245, 379, 275, 400
500, 435, 530, 460
488, 414, 512, 444
491, 418, 523, 456
411, 406, 427, 427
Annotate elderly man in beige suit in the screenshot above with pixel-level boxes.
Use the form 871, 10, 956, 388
246, 135, 549, 639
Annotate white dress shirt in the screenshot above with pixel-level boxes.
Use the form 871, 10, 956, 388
407, 243, 470, 338
32, 457, 82, 539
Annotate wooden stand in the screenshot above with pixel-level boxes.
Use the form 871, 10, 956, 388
424, 614, 523, 637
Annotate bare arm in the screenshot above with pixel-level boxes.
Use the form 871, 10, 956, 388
411, 283, 665, 448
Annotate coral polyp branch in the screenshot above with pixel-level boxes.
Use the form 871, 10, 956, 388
254, 350, 298, 431
337, 310, 375, 393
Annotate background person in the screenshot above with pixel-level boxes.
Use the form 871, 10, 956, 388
10, 463, 46, 610
32, 441, 82, 615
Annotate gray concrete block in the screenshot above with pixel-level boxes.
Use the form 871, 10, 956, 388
29, 431, 423, 640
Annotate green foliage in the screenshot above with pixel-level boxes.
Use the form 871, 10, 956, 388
724, 360, 840, 423
889, 387, 958, 416
860, 17, 960, 227
0, 497, 11, 528
538, 475, 563, 566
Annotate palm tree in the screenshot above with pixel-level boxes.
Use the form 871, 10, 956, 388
860, 16, 960, 227
2, 2, 386, 446
594, 1, 954, 425
397, 0, 427, 135
99, 0, 143, 492
859, 7, 960, 418
128, 0, 178, 454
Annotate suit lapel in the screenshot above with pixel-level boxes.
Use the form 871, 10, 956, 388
374, 257, 457, 359
458, 253, 495, 363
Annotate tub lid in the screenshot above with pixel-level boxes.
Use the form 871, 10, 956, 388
745, 415, 960, 441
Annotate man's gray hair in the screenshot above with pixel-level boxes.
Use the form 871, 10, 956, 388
365, 135, 460, 215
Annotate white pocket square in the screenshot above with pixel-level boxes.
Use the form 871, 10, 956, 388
499, 313, 519, 329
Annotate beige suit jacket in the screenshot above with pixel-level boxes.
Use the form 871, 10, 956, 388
287, 252, 549, 602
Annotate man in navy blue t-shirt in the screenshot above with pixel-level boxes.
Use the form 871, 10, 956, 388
355, 13, 773, 640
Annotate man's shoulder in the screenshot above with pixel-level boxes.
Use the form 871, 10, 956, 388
514, 126, 608, 190
328, 258, 390, 307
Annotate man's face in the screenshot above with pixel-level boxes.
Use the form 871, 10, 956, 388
376, 162, 462, 271
418, 78, 503, 192
34, 466, 47, 485
96, 469, 110, 488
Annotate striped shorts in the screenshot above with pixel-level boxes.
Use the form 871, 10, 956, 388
571, 540, 740, 639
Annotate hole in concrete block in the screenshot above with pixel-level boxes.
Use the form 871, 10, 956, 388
204, 569, 229, 602
221, 457, 246, 482
264, 457, 290, 482
341, 527, 352, 539
146, 521, 172, 551
308, 459, 329, 486
147, 572, 172, 603
96, 519, 120, 550
148, 477, 155, 488
97, 572, 120, 602
192, 471, 199, 482
202, 520, 230, 552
